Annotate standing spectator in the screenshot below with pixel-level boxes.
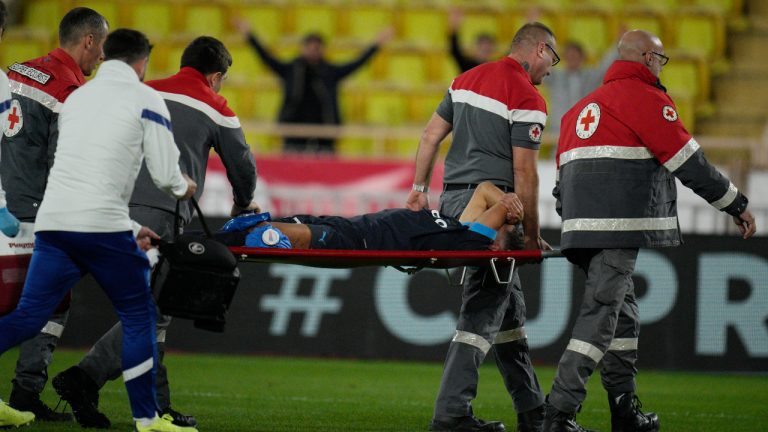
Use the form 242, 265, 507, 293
0, 28, 198, 432
0, 7, 107, 422
0, 1, 20, 239
546, 30, 755, 432
447, 8, 497, 72
545, 40, 618, 135
236, 20, 393, 153
52, 35, 258, 429
405, 22, 558, 432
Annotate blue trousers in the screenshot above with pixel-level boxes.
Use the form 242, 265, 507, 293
0, 231, 159, 419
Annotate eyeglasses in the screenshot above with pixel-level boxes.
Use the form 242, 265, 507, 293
545, 43, 560, 67
644, 51, 669, 66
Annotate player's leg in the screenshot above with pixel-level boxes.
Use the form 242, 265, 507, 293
601, 279, 659, 432
492, 269, 545, 431
10, 308, 73, 422
0, 232, 84, 427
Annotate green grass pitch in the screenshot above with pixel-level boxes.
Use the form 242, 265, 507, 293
1, 349, 766, 431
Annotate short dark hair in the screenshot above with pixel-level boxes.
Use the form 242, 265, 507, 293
58, 7, 108, 46
565, 41, 585, 56
302, 33, 325, 46
180, 36, 232, 75
104, 28, 152, 64
475, 33, 496, 45
511, 22, 555, 48
0, 1, 7, 33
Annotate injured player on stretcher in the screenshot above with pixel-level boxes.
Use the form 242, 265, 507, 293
214, 182, 523, 251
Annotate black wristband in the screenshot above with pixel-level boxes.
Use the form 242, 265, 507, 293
724, 193, 748, 217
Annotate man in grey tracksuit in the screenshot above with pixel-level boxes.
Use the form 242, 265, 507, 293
406, 23, 560, 432
51, 36, 258, 429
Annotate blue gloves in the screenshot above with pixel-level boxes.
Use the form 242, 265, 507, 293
245, 224, 291, 248
0, 207, 20, 237
220, 211, 272, 233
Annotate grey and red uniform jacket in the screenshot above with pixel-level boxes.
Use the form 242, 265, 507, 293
554, 61, 748, 251
436, 56, 547, 189
1, 48, 85, 221
134, 67, 257, 223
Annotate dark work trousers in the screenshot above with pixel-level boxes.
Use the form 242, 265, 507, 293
549, 248, 640, 414
13, 310, 68, 394
77, 206, 177, 411
12, 217, 69, 396
433, 188, 544, 420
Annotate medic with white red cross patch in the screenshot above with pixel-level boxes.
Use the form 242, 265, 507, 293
546, 30, 755, 432
0, 8, 107, 222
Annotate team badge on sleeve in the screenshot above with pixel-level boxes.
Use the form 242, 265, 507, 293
575, 103, 600, 139
662, 105, 678, 122
528, 124, 542, 142
3, 100, 23, 137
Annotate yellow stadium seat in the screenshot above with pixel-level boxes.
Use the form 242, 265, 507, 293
182, 3, 226, 37
337, 138, 374, 158
660, 56, 704, 101
127, 2, 173, 38
674, 8, 725, 60
691, 0, 742, 16
617, 7, 666, 41
562, 9, 614, 62
287, 3, 338, 40
628, 0, 681, 11
244, 129, 281, 155
227, 42, 267, 82
433, 52, 461, 84
407, 90, 445, 124
342, 5, 394, 41
237, 3, 284, 45
457, 10, 501, 48
24, 0, 70, 31
250, 85, 283, 121
0, 30, 52, 67
668, 93, 695, 132
387, 137, 419, 160
398, 8, 446, 48
76, 0, 121, 28
218, 86, 243, 117
383, 50, 429, 86
365, 90, 407, 125
339, 84, 366, 123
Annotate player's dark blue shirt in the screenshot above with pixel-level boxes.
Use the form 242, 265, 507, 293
276, 208, 492, 250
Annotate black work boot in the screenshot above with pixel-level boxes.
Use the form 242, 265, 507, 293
162, 407, 198, 427
8, 384, 73, 422
608, 393, 659, 432
52, 366, 111, 429
429, 415, 506, 431
542, 402, 596, 432
517, 404, 544, 432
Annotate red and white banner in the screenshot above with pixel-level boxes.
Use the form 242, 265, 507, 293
200, 155, 445, 218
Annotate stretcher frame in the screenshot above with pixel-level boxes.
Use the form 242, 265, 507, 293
228, 247, 564, 284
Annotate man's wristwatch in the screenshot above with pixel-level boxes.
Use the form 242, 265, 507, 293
412, 184, 428, 193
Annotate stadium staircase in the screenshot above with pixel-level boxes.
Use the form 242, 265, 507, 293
697, 0, 768, 144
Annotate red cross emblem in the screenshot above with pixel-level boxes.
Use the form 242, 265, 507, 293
4, 100, 23, 138
575, 103, 600, 139
662, 105, 678, 122
528, 124, 542, 142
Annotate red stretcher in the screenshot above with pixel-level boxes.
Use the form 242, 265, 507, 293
228, 247, 564, 284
